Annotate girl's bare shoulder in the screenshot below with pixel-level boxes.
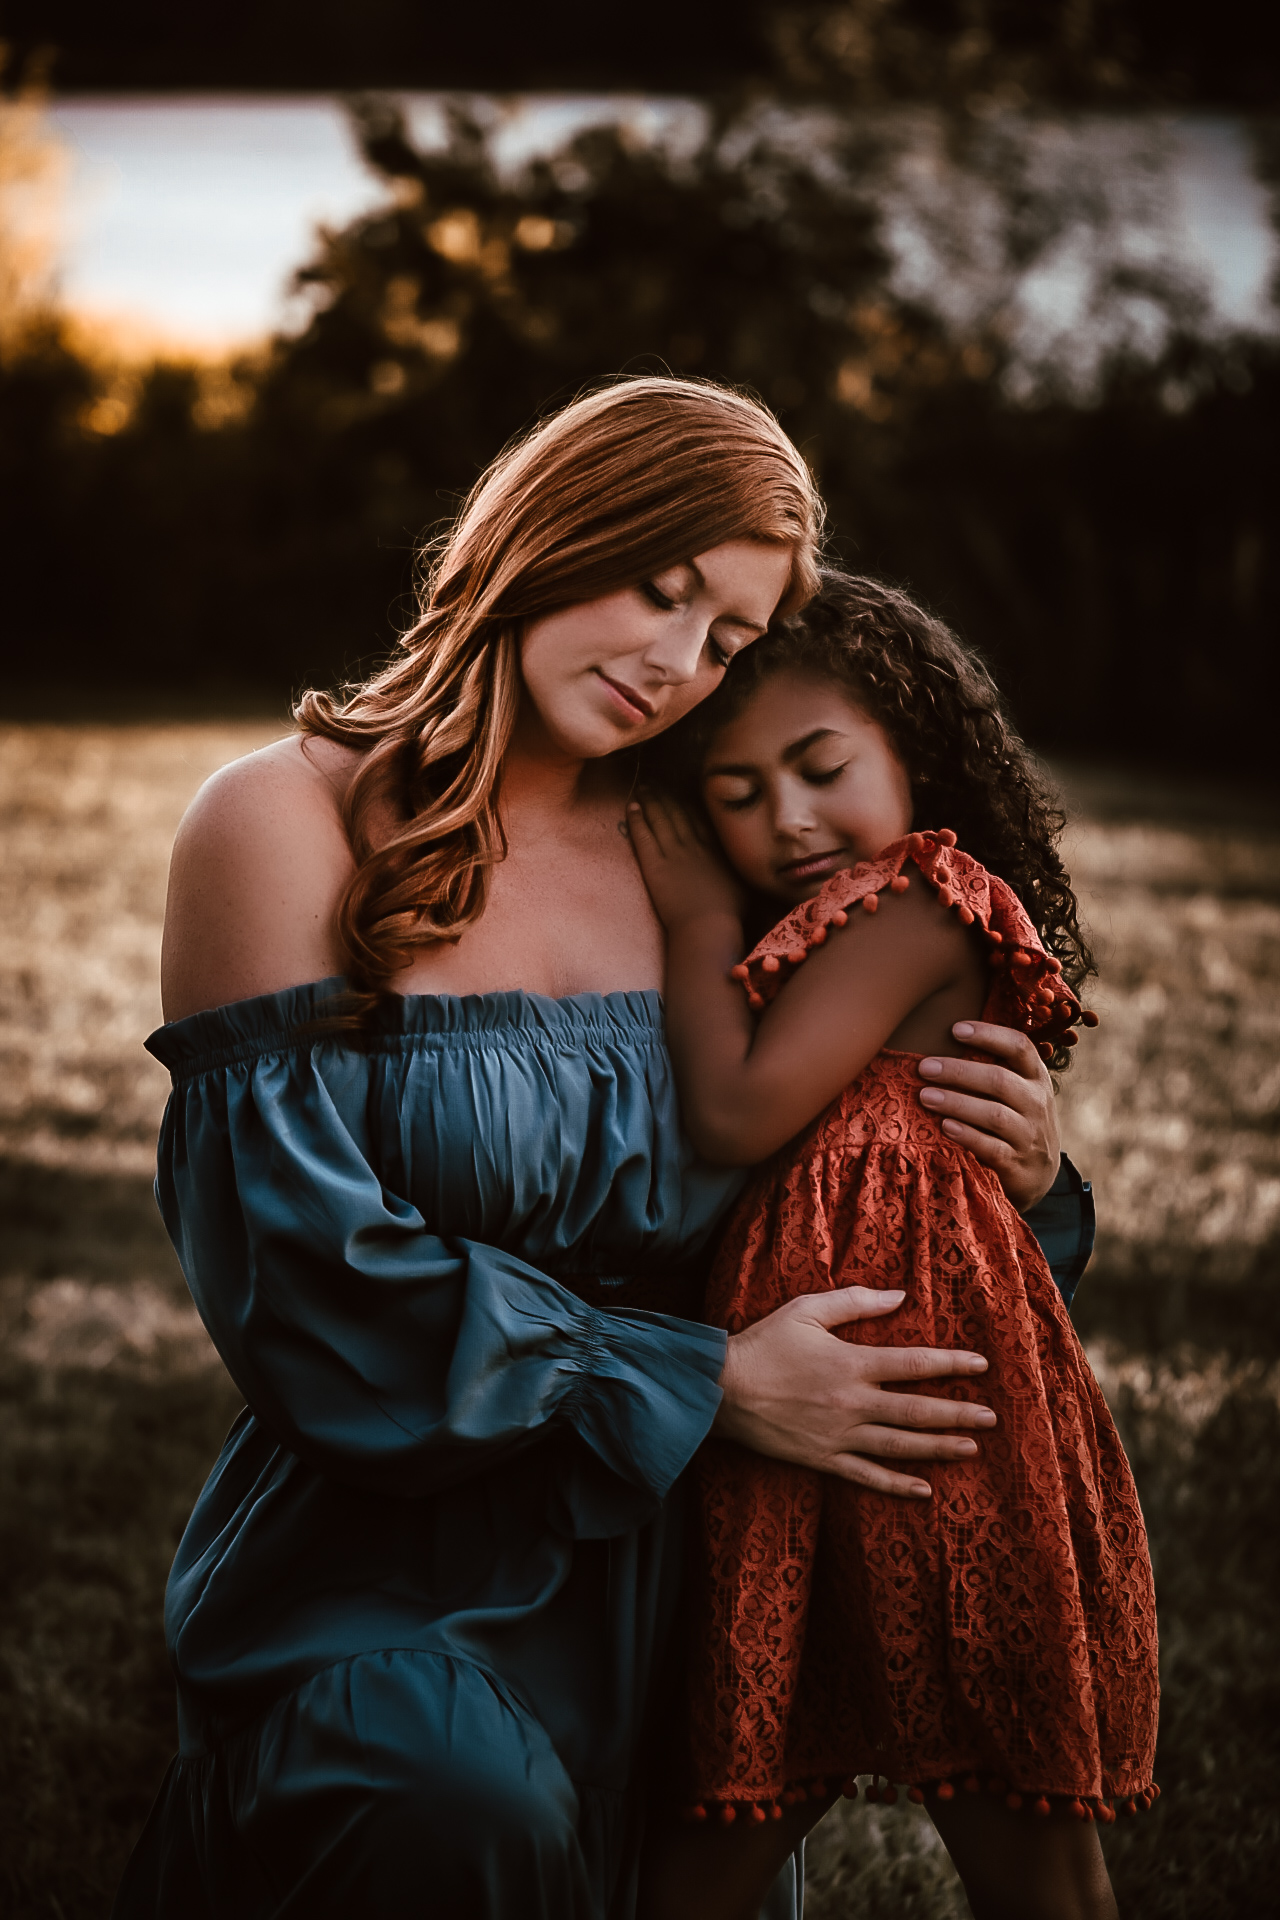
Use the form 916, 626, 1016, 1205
161, 734, 363, 1022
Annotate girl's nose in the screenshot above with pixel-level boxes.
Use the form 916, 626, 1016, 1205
771, 787, 818, 839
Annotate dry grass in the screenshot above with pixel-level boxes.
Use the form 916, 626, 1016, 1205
1055, 765, 1280, 1328
1, 724, 1277, 1918
0, 721, 283, 1180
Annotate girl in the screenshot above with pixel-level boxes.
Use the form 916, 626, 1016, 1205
631, 572, 1159, 1920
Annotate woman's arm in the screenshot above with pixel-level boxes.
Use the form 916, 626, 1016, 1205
629, 795, 974, 1164
157, 1050, 730, 1519
157, 749, 737, 1522
159, 1049, 998, 1510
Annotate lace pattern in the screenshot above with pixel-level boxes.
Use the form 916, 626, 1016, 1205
684, 834, 1158, 1811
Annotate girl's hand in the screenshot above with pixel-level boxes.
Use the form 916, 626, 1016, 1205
715, 1286, 995, 1499
627, 793, 744, 932
916, 1021, 1061, 1212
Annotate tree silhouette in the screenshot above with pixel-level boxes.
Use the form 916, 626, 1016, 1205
2, 88, 1276, 769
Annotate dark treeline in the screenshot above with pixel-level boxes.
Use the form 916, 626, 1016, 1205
2, 92, 1278, 771
7, 0, 1278, 104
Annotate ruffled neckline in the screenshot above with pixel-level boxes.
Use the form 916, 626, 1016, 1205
732, 830, 1091, 1060
147, 977, 665, 1076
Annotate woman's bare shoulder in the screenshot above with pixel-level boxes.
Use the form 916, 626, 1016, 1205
160, 734, 363, 1022
177, 733, 359, 842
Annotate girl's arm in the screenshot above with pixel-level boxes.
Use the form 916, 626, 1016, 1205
629, 796, 977, 1165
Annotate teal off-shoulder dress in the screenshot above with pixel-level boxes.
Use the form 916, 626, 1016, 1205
112, 980, 1092, 1920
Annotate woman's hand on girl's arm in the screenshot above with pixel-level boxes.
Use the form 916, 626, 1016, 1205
915, 1021, 1061, 1213
715, 1287, 995, 1499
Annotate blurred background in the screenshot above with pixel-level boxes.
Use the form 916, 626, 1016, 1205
1, 5, 1277, 1916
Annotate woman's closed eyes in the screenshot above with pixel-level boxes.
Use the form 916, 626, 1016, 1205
639, 576, 756, 670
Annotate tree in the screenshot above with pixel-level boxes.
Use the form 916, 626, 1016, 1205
4, 83, 1276, 768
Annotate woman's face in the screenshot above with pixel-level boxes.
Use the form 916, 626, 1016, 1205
517, 540, 794, 762
701, 670, 913, 905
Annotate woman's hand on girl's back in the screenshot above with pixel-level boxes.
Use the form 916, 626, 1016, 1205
916, 1021, 1062, 1213
627, 793, 745, 931
714, 1286, 996, 1499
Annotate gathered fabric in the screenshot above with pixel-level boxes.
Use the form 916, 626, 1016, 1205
114, 984, 745, 1919
685, 833, 1159, 1817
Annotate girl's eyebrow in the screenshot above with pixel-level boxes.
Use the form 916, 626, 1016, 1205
705, 727, 841, 778
781, 727, 841, 763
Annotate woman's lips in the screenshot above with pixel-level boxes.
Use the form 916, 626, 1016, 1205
596, 671, 655, 723
778, 849, 845, 881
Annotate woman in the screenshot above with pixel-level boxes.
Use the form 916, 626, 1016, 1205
114, 378, 1083, 1920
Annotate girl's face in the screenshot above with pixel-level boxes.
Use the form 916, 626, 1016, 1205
701, 671, 913, 905
517, 540, 793, 763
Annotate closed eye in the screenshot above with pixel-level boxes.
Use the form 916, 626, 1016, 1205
641, 579, 676, 611
707, 781, 760, 812
802, 761, 849, 786
707, 624, 758, 670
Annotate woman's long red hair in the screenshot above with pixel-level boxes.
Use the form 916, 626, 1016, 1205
297, 376, 824, 1003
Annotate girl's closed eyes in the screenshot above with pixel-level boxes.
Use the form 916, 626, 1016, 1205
699, 676, 915, 905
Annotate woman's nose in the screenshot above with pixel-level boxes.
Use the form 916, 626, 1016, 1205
642, 617, 709, 685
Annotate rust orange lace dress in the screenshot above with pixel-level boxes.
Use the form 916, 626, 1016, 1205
684, 830, 1159, 1828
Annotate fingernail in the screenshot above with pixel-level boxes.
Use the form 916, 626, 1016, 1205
942, 1118, 963, 1136
974, 1409, 997, 1425
953, 1022, 974, 1039
919, 1088, 944, 1107
910, 1482, 932, 1498
963, 1355, 989, 1371
628, 801, 641, 811
957, 1439, 978, 1454
919, 1058, 942, 1077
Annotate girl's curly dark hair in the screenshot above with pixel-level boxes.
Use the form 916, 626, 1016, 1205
652, 568, 1095, 1072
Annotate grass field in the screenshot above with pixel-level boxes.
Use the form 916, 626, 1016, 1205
1, 723, 1278, 1918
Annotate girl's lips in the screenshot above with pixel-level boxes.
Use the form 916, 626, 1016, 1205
779, 849, 845, 880
596, 671, 655, 724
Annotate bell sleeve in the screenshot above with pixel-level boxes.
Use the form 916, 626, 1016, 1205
151, 1038, 728, 1516
1021, 1154, 1096, 1309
